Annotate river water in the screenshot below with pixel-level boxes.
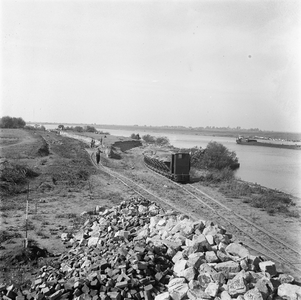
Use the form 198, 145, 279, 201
44, 124, 301, 198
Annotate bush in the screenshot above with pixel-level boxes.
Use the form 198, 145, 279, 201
193, 141, 239, 170
130, 133, 141, 140
1, 164, 39, 185
86, 126, 97, 132
155, 136, 170, 146
201, 168, 234, 184
0, 116, 26, 128
142, 134, 170, 145
142, 134, 156, 144
74, 126, 83, 132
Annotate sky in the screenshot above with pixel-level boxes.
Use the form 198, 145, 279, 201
1, 0, 301, 132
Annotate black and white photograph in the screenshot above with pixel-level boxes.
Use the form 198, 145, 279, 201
1, 0, 301, 297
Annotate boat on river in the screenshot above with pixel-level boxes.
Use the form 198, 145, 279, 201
236, 136, 301, 150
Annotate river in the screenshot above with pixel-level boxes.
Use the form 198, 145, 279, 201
43, 124, 301, 198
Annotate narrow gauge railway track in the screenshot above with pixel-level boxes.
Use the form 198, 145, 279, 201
89, 149, 301, 277
176, 183, 301, 268
142, 161, 301, 275
89, 152, 192, 216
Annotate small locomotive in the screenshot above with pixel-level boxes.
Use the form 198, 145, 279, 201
144, 150, 190, 183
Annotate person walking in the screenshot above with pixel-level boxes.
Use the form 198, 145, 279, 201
96, 148, 101, 165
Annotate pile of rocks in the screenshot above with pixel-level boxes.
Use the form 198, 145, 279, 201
1, 197, 300, 300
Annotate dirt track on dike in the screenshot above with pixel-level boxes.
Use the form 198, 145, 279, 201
1, 129, 301, 286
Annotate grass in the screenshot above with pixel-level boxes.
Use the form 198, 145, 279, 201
36, 230, 49, 239
192, 166, 298, 218
0, 230, 23, 243
217, 178, 297, 217
55, 213, 78, 219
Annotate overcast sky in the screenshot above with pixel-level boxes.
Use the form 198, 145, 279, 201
1, 0, 301, 132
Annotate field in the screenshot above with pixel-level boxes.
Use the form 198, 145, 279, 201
1, 128, 301, 286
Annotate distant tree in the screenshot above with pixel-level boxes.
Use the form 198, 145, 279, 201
142, 134, 156, 144
74, 126, 83, 132
155, 136, 170, 146
24, 125, 36, 130
58, 124, 65, 130
86, 126, 97, 132
0, 116, 26, 128
130, 133, 141, 140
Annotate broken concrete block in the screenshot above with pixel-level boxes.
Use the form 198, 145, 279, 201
154, 292, 170, 300
225, 243, 250, 259
278, 283, 301, 300
197, 273, 213, 290
215, 261, 241, 274
180, 267, 196, 282
169, 283, 189, 300
259, 261, 277, 277
220, 290, 232, 300
187, 252, 205, 269
205, 251, 219, 263
187, 288, 211, 300
227, 275, 247, 297
173, 259, 187, 277
168, 278, 186, 291
205, 282, 220, 297
244, 288, 264, 300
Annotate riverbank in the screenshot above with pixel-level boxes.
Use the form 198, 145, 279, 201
1, 129, 301, 286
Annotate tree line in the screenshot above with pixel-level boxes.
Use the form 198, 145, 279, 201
0, 116, 26, 128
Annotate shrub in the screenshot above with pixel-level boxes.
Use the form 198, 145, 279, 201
74, 126, 83, 132
1, 163, 39, 185
142, 134, 156, 144
251, 193, 292, 214
0, 116, 26, 128
86, 126, 97, 132
192, 141, 239, 170
155, 136, 170, 146
130, 133, 141, 140
142, 134, 170, 145
201, 168, 234, 184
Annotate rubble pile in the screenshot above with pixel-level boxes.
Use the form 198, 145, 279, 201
1, 197, 301, 300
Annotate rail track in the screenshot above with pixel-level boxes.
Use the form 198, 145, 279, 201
87, 147, 301, 278
176, 183, 301, 267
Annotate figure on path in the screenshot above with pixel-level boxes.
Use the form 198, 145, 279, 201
96, 148, 101, 165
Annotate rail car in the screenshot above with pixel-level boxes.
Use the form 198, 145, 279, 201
144, 151, 190, 183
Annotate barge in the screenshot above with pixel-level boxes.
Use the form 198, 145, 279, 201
236, 136, 301, 150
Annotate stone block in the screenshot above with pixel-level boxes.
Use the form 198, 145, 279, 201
205, 235, 215, 245
187, 288, 211, 300
168, 278, 186, 291
244, 288, 264, 300
259, 261, 277, 277
48, 290, 63, 300
215, 261, 241, 274
173, 259, 187, 276
205, 251, 219, 263
169, 283, 189, 300
220, 291, 232, 300
225, 243, 250, 259
277, 274, 295, 284
187, 252, 205, 269
154, 292, 170, 300
227, 276, 247, 297
205, 282, 220, 297
278, 283, 301, 300
180, 266, 196, 282
197, 273, 213, 290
